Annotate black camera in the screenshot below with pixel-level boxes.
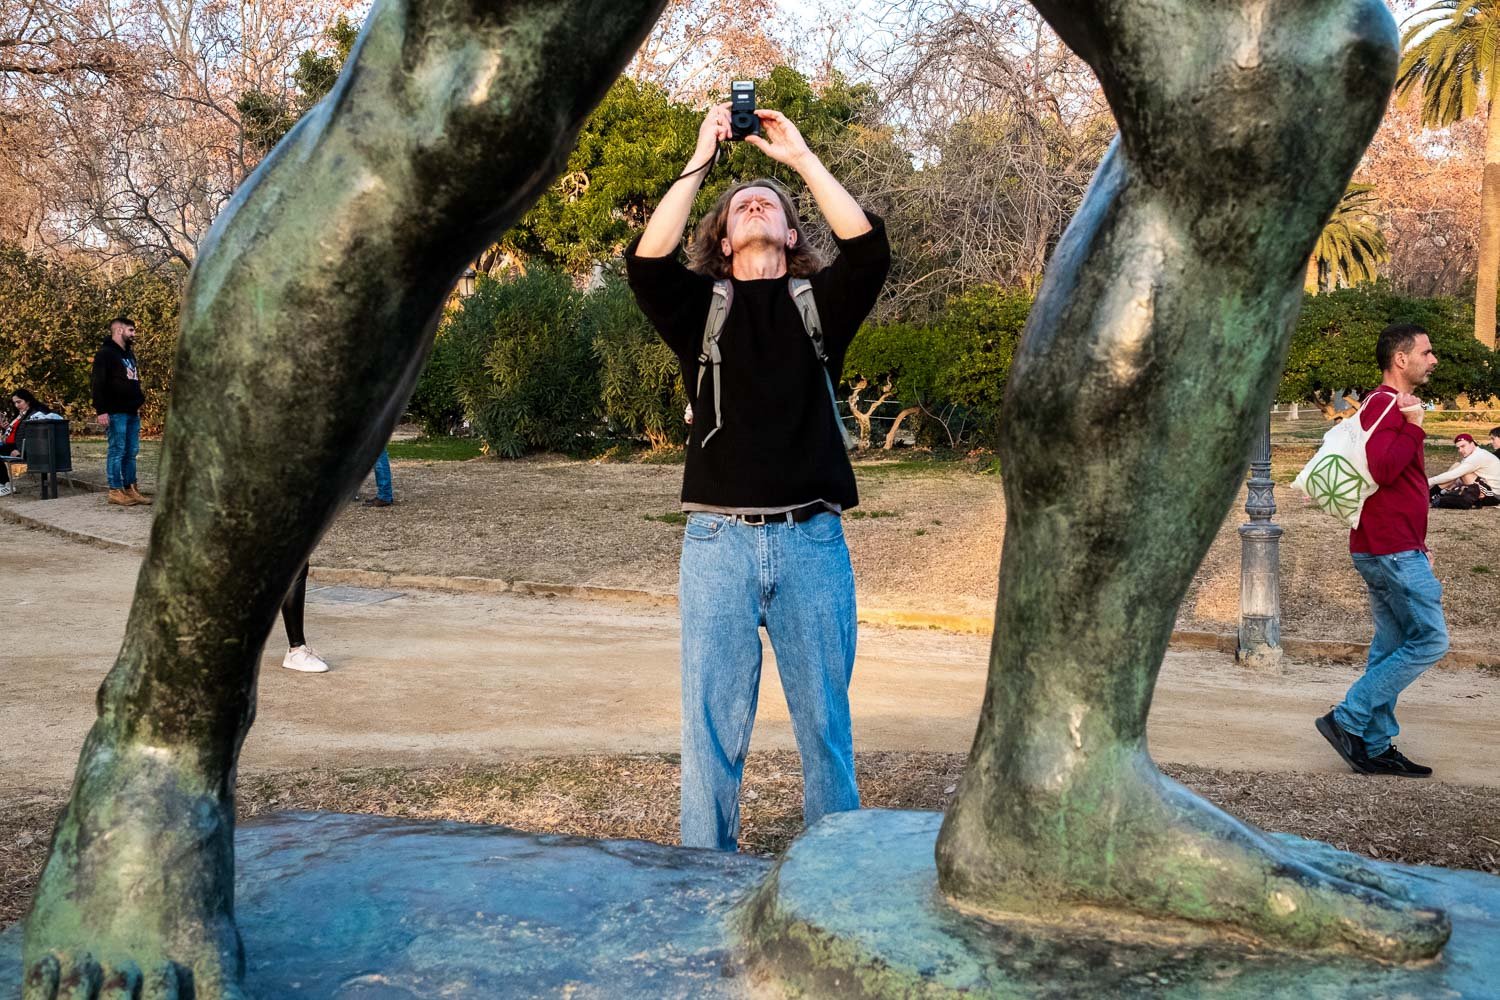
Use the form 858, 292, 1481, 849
730, 80, 759, 141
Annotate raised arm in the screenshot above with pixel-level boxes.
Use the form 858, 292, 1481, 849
1430, 452, 1482, 487
636, 104, 729, 258
748, 109, 871, 240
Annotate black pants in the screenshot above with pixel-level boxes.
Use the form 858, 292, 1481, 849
281, 563, 309, 647
1430, 483, 1500, 509
0, 445, 18, 484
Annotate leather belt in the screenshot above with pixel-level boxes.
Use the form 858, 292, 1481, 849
733, 503, 829, 526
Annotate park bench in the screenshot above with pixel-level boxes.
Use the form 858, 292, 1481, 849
0, 419, 74, 499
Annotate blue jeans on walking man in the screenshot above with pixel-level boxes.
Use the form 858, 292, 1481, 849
677, 511, 860, 851
1334, 550, 1449, 756
372, 448, 394, 502
105, 413, 140, 490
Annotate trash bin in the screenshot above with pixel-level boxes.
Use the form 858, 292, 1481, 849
22, 419, 72, 499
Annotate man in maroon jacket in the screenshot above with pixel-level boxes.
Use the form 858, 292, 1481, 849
1316, 323, 1446, 777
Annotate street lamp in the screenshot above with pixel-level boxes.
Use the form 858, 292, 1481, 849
459, 267, 478, 297
1238, 410, 1283, 670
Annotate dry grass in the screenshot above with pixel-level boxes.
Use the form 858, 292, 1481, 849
5, 753, 1497, 931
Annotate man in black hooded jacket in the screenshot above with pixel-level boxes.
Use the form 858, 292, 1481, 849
91, 316, 150, 507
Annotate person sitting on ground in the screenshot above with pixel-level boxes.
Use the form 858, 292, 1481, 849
280, 563, 330, 673
0, 389, 54, 497
1428, 432, 1500, 508
1489, 427, 1500, 455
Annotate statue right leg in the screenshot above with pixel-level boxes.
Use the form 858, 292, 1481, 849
936, 0, 1449, 962
22, 0, 668, 995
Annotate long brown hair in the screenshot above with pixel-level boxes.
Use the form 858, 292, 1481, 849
686, 178, 824, 279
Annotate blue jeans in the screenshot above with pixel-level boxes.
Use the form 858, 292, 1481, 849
1334, 550, 1449, 756
372, 448, 393, 502
678, 512, 860, 851
105, 413, 140, 490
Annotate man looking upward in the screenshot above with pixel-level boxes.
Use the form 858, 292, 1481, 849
626, 104, 889, 850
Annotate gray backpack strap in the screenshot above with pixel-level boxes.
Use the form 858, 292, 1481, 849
789, 278, 854, 450
696, 280, 732, 445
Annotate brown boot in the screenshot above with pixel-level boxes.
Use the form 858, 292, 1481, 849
107, 488, 137, 506
126, 484, 153, 505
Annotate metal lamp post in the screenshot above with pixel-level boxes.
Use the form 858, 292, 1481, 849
1238, 411, 1283, 670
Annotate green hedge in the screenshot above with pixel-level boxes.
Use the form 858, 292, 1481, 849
411, 268, 689, 455
587, 272, 688, 448
0, 244, 182, 431
1281, 285, 1498, 409
843, 284, 1031, 448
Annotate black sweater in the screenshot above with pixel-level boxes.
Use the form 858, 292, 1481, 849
625, 215, 889, 511
91, 338, 145, 416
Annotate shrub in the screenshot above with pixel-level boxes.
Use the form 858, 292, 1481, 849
0, 245, 102, 422
931, 285, 1030, 447
842, 321, 952, 447
447, 267, 597, 457
407, 315, 472, 437
106, 267, 182, 433
586, 272, 687, 449
1281, 285, 1497, 414
844, 285, 1032, 449
0, 243, 182, 432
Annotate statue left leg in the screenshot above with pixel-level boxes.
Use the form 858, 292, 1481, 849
22, 1, 668, 996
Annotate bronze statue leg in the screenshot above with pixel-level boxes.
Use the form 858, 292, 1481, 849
936, 0, 1452, 961
22, 1, 666, 996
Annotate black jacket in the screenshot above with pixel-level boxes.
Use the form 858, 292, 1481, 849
91, 338, 145, 416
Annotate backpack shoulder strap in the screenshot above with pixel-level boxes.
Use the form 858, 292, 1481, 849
788, 278, 854, 450
788, 278, 827, 362
703, 280, 733, 353
695, 280, 733, 445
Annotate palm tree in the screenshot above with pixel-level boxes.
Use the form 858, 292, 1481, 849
1397, 0, 1500, 346
1305, 184, 1388, 293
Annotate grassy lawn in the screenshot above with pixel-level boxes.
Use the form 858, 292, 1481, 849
387, 436, 485, 461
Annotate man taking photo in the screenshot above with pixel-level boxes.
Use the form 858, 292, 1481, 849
92, 316, 150, 507
626, 102, 889, 850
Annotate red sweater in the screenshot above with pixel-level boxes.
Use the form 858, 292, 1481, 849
1350, 385, 1428, 555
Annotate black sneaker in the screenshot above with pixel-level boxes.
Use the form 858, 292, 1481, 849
1363, 745, 1433, 778
1315, 711, 1373, 774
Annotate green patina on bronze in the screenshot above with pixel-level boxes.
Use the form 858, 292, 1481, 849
932, 0, 1450, 963
15, 0, 1458, 994
739, 811, 1500, 998
20, 1, 666, 995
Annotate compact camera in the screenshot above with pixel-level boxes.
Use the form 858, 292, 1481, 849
730, 80, 760, 141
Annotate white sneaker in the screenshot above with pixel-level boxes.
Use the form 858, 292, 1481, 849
282, 645, 330, 673
0, 483, 13, 497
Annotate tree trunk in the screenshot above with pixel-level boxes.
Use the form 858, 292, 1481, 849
1476, 86, 1500, 347
1304, 254, 1320, 294
847, 380, 893, 450
846, 381, 871, 449
884, 407, 920, 449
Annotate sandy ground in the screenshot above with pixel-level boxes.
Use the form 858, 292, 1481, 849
4, 521, 1497, 792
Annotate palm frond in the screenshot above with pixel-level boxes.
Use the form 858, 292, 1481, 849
1311, 184, 1388, 292
1397, 0, 1500, 126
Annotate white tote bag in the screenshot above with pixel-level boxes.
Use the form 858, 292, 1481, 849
1290, 393, 1401, 529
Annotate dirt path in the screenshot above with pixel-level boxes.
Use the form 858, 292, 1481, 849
4, 521, 1497, 792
